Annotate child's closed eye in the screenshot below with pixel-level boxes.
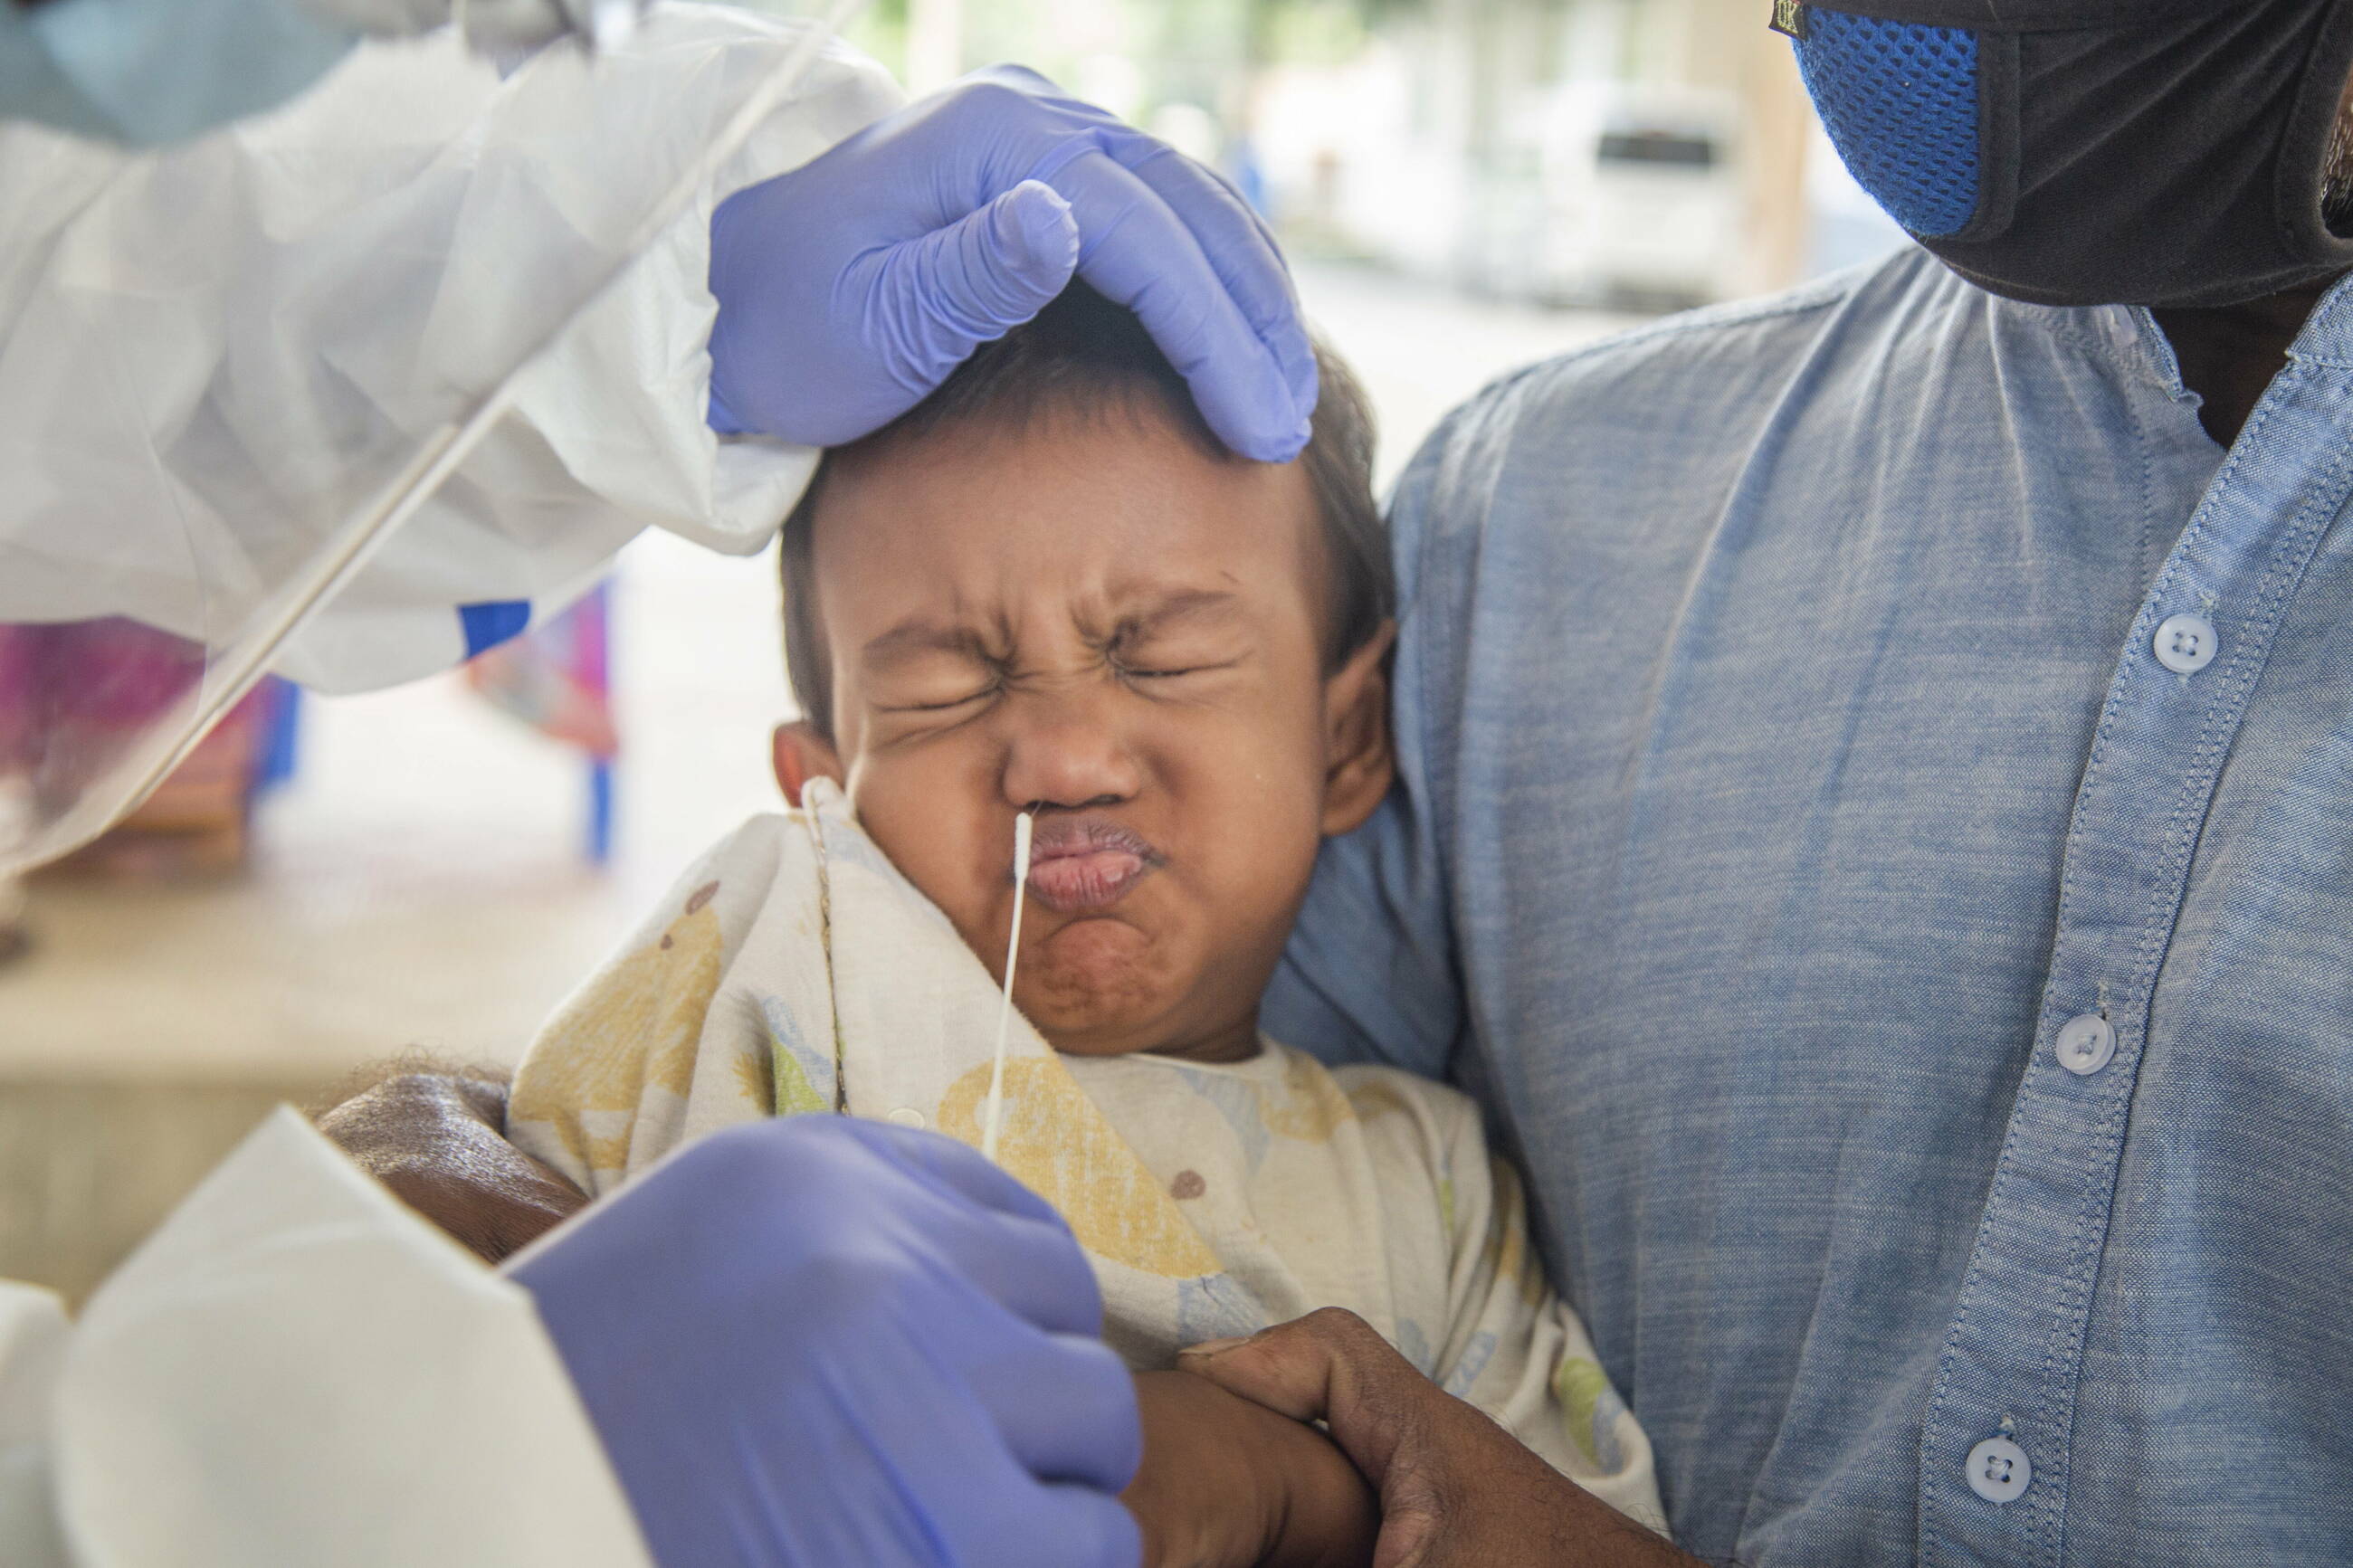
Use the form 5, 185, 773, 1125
879, 685, 996, 713
1107, 622, 1251, 689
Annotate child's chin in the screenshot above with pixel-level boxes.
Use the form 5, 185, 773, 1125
1023, 986, 1172, 1051
1021, 923, 1180, 1047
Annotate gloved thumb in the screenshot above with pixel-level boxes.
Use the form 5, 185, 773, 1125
865, 179, 1081, 395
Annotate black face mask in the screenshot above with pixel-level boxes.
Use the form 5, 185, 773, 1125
1785, 0, 2353, 308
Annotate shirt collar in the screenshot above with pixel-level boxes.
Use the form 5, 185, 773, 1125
2285, 268, 2353, 367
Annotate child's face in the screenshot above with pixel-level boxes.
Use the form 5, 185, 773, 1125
776, 401, 1393, 1063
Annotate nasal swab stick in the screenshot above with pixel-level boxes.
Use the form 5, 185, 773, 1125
981, 812, 1034, 1164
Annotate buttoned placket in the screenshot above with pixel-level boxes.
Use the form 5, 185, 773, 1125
1916, 301, 2353, 1566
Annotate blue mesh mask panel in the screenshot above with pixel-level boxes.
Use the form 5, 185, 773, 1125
1794, 13, 1982, 239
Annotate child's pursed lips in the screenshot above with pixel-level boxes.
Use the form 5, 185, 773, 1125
1024, 816, 1163, 913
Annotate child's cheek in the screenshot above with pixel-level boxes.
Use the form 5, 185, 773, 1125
853, 761, 1006, 954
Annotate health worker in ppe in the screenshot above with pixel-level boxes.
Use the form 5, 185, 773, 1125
0, 4, 1319, 1567
312, 4, 2353, 1567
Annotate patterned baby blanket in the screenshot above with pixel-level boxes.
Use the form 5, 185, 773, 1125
508, 780, 1661, 1525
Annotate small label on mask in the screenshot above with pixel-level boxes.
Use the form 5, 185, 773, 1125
1770, 0, 1808, 39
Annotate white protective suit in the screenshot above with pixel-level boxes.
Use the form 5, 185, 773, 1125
0, 3, 891, 692
0, 1113, 653, 1567
0, 7, 900, 1561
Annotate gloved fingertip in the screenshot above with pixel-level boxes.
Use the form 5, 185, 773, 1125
1000, 179, 1081, 290
1287, 342, 1322, 421
1228, 414, 1312, 464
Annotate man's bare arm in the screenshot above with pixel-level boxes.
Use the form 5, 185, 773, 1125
312, 1061, 586, 1263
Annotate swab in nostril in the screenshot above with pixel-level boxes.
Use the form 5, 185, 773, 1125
982, 811, 1034, 1164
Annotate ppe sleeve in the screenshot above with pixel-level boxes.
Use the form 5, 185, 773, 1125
494, 7, 904, 559
46, 1108, 653, 1568
0, 1284, 70, 1568
0, 6, 902, 696
275, 7, 905, 690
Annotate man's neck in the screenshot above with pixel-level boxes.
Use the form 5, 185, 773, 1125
2151, 272, 2347, 448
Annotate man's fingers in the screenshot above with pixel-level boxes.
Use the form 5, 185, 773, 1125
1179, 1307, 1433, 1488
1038, 146, 1310, 462
1177, 1326, 1334, 1422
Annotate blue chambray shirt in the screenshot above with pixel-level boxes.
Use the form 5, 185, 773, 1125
1266, 246, 2353, 1565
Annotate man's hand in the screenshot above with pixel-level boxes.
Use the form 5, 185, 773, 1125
1126, 1369, 1377, 1568
1181, 1309, 1699, 1568
313, 1068, 585, 1263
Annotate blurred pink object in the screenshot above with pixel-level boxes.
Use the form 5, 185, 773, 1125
1, 619, 285, 880
0, 619, 201, 774
464, 584, 617, 760
462, 584, 619, 863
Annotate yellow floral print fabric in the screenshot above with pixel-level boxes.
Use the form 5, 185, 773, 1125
506, 782, 1661, 1528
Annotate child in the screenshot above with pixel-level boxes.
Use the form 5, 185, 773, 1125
507, 284, 1661, 1562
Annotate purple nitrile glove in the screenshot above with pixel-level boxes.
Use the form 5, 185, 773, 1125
507, 1116, 1142, 1568
707, 65, 1317, 461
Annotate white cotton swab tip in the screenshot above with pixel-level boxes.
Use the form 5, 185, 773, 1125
981, 812, 1034, 1164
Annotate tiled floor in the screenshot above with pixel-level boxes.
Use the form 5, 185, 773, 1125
0, 262, 1634, 1297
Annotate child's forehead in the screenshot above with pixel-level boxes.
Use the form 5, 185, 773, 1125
812, 407, 1325, 623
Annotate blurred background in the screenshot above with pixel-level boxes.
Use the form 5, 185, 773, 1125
0, 0, 1905, 1301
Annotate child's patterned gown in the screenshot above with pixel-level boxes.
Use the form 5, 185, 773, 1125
508, 780, 1662, 1530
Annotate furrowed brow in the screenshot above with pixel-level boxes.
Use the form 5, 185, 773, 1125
1113, 588, 1246, 640
860, 618, 995, 673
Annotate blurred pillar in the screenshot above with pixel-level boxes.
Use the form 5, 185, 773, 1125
1737, 13, 1812, 295
906, 0, 964, 96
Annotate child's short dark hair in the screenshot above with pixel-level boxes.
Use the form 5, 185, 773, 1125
778, 282, 1392, 739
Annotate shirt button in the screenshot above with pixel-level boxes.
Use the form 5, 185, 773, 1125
2054, 1013, 2117, 1076
886, 1107, 928, 1129
2154, 613, 2217, 674
1966, 1436, 2032, 1504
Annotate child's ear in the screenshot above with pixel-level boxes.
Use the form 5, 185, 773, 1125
1319, 620, 1397, 837
771, 721, 845, 808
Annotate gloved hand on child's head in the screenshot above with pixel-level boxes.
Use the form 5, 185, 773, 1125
707, 65, 1318, 463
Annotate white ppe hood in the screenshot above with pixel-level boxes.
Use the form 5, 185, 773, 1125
0, 3, 897, 877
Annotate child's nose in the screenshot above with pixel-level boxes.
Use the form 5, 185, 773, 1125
999, 695, 1142, 810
